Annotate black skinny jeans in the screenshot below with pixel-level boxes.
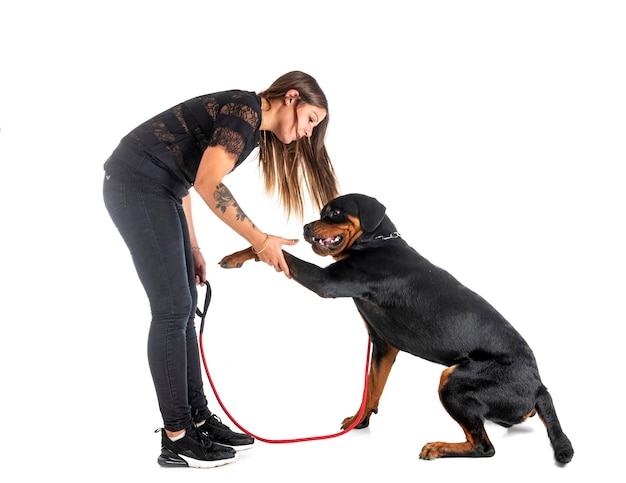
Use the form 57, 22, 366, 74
103, 143, 211, 432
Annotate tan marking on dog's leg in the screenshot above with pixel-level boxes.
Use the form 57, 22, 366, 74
438, 364, 457, 393
420, 426, 494, 460
219, 247, 257, 268
419, 365, 495, 459
341, 345, 400, 430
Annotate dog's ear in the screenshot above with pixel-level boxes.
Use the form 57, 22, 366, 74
355, 194, 387, 232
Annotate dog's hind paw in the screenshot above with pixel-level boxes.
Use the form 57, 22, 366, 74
419, 441, 495, 460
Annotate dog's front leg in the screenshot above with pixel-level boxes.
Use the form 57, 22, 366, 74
219, 247, 258, 268
284, 252, 363, 298
342, 337, 400, 430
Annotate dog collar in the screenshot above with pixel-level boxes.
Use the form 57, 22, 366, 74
375, 231, 401, 241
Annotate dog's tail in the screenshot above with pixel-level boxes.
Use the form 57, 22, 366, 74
534, 385, 574, 464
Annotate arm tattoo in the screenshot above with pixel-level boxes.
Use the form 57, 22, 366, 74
213, 183, 249, 223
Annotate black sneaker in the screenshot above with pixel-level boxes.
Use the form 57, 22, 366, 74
157, 426, 237, 468
197, 414, 255, 451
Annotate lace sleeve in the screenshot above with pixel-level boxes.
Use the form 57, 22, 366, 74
209, 101, 259, 157
210, 127, 245, 156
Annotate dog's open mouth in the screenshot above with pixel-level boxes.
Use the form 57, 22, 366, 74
311, 235, 344, 250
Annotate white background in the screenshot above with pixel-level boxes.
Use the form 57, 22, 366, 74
1, 1, 624, 481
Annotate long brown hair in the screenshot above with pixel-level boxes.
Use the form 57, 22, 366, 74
258, 71, 339, 220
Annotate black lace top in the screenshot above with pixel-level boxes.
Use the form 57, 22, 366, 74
122, 90, 262, 187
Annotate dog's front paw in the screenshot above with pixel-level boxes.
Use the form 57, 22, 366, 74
219, 247, 257, 269
341, 410, 373, 430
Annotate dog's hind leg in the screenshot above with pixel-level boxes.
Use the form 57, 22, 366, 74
341, 334, 399, 430
419, 365, 495, 460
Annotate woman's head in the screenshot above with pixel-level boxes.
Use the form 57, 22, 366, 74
265, 92, 326, 145
259, 71, 330, 146
258, 71, 339, 220
259, 71, 329, 114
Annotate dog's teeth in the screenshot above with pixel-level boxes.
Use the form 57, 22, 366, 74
312, 236, 341, 248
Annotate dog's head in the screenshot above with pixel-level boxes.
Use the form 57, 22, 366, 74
303, 193, 390, 258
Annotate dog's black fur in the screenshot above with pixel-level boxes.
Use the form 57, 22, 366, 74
220, 193, 574, 463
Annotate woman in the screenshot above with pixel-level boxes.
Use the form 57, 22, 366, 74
103, 71, 339, 468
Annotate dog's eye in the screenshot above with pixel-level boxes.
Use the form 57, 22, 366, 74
330, 209, 341, 218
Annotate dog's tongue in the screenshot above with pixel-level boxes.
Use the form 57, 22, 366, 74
320, 236, 340, 247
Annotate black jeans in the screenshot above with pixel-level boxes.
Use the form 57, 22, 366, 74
103, 143, 210, 431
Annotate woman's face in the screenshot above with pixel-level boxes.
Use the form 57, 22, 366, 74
275, 97, 327, 145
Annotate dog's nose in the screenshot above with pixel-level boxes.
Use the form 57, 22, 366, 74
303, 223, 313, 237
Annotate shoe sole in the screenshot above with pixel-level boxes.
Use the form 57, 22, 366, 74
230, 442, 255, 452
158, 448, 236, 468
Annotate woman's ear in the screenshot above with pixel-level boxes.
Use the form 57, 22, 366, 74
285, 89, 300, 104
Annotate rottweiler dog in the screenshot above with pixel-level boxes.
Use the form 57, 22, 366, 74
219, 193, 574, 464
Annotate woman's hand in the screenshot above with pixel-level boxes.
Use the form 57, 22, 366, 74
254, 234, 298, 278
191, 246, 207, 285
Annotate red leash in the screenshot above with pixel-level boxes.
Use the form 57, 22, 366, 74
197, 281, 371, 443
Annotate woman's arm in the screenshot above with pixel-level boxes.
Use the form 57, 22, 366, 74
182, 194, 199, 248
193, 145, 297, 277
182, 193, 207, 285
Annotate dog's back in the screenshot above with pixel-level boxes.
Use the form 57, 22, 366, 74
344, 240, 532, 364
